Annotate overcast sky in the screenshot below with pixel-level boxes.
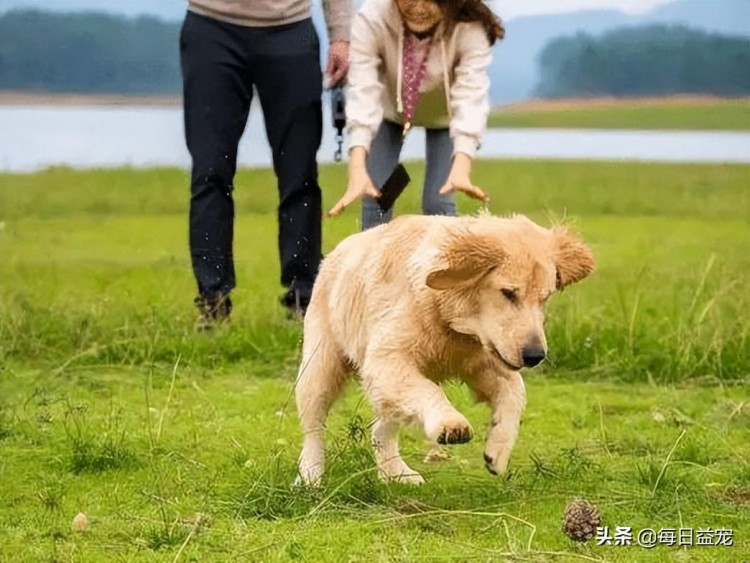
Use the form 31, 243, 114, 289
0, 0, 678, 21
496, 0, 675, 19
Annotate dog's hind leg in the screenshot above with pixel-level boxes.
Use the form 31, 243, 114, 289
295, 334, 348, 487
372, 418, 425, 485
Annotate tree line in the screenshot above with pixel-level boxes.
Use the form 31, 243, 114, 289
536, 25, 750, 98
0, 10, 181, 94
1, 10, 749, 98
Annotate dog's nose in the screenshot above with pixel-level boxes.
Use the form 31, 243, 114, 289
521, 346, 546, 368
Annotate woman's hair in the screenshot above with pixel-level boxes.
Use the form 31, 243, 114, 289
440, 0, 505, 45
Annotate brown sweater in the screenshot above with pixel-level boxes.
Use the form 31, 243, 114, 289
188, 0, 351, 42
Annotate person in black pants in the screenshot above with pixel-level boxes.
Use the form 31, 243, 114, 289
180, 2, 350, 328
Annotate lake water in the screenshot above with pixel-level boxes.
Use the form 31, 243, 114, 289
1, 105, 749, 172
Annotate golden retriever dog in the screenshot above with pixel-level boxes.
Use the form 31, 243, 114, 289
295, 213, 595, 486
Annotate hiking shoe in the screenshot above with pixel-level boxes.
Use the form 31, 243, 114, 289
194, 293, 232, 331
280, 287, 310, 320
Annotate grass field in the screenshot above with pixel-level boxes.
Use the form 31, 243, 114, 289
1, 160, 749, 561
488, 97, 750, 131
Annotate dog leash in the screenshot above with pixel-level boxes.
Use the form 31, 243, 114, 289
330, 86, 346, 162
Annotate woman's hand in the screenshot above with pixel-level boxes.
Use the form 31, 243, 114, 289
328, 146, 380, 217
438, 152, 489, 203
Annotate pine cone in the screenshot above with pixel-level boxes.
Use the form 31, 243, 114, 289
562, 499, 600, 541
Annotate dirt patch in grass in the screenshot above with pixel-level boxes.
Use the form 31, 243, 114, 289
718, 487, 750, 506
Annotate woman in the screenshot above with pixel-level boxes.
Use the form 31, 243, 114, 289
329, 0, 504, 228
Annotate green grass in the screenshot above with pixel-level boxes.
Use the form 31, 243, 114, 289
488, 99, 750, 130
0, 160, 748, 561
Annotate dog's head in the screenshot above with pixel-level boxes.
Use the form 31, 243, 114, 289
425, 215, 595, 370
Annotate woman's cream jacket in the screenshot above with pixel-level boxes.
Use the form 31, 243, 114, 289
346, 0, 493, 157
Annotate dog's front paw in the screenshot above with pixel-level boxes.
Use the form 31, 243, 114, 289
427, 414, 473, 445
295, 457, 324, 488
482, 447, 512, 476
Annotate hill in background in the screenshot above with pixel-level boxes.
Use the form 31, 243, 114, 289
0, 0, 748, 103
490, 0, 750, 102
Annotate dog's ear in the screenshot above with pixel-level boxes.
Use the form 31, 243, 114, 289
426, 231, 505, 290
426, 264, 491, 289
552, 226, 595, 289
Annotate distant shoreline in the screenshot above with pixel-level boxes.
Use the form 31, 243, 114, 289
499, 95, 750, 112
0, 92, 182, 106
2, 91, 748, 109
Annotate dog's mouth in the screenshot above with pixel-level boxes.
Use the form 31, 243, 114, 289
490, 346, 523, 371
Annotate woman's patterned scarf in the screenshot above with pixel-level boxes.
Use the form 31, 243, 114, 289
401, 25, 434, 137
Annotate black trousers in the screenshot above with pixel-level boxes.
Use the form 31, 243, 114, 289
180, 11, 323, 301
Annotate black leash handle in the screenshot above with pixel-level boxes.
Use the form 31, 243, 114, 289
330, 86, 346, 162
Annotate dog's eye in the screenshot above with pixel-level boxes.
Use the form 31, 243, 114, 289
501, 288, 518, 302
